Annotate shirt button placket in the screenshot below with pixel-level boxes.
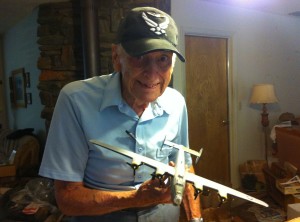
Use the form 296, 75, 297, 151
138, 147, 143, 153
135, 147, 143, 181
135, 125, 144, 181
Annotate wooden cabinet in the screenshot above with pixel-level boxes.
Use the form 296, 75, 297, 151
263, 126, 300, 210
276, 127, 300, 171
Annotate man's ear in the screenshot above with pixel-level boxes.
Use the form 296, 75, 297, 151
112, 44, 121, 72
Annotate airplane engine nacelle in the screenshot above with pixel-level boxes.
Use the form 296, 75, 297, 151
193, 182, 203, 199
127, 159, 143, 175
131, 159, 142, 167
218, 191, 228, 206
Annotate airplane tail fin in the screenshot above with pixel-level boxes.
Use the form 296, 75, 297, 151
163, 139, 203, 160
195, 148, 203, 164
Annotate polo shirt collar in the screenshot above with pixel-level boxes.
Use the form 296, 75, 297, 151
155, 91, 173, 115
99, 72, 123, 112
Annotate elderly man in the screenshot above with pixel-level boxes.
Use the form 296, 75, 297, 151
39, 6, 202, 222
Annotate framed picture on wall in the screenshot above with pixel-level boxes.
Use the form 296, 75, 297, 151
11, 68, 27, 108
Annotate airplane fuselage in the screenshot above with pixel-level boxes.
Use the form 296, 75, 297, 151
171, 146, 186, 205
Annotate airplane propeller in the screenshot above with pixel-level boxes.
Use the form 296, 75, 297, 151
151, 172, 165, 184
151, 171, 171, 186
218, 194, 228, 207
218, 191, 228, 206
202, 188, 210, 196
194, 148, 203, 165
127, 160, 143, 175
192, 185, 203, 200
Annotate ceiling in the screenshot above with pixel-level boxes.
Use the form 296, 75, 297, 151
201, 0, 300, 16
0, 0, 65, 34
0, 0, 300, 34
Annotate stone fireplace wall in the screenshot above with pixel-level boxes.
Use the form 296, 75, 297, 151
37, 0, 171, 132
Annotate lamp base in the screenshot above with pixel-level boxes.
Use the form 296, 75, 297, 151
263, 126, 269, 162
261, 103, 270, 162
261, 104, 269, 127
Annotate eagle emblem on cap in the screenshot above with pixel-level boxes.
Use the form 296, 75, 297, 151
142, 11, 169, 35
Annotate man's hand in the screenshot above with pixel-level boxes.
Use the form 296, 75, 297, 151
135, 177, 172, 207
54, 180, 169, 216
132, 161, 177, 207
183, 166, 202, 220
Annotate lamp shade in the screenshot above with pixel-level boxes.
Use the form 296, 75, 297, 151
250, 84, 278, 104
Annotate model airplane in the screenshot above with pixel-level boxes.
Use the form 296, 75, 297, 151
90, 139, 269, 208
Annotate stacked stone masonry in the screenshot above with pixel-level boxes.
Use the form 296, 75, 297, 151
37, 0, 170, 131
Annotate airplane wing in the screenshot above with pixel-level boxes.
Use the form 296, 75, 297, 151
90, 140, 175, 176
90, 139, 268, 208
185, 173, 269, 207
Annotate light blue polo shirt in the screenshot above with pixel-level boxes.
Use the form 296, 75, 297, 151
39, 72, 192, 190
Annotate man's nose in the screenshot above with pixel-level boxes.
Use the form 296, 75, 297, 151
143, 58, 160, 74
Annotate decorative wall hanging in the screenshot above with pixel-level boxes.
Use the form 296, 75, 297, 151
10, 68, 27, 108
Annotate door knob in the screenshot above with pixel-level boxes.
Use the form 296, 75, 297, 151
222, 120, 229, 125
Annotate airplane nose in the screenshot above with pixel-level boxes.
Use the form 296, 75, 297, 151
173, 194, 182, 205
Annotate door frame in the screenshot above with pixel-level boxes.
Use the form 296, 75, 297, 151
172, 27, 240, 187
0, 36, 8, 129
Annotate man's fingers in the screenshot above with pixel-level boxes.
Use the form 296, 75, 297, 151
169, 161, 175, 167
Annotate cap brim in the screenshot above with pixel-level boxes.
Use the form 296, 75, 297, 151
122, 38, 185, 62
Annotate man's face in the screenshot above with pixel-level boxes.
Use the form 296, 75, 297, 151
113, 45, 176, 106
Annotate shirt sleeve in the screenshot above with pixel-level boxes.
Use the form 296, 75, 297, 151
168, 95, 193, 167
181, 102, 193, 167
39, 86, 89, 181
